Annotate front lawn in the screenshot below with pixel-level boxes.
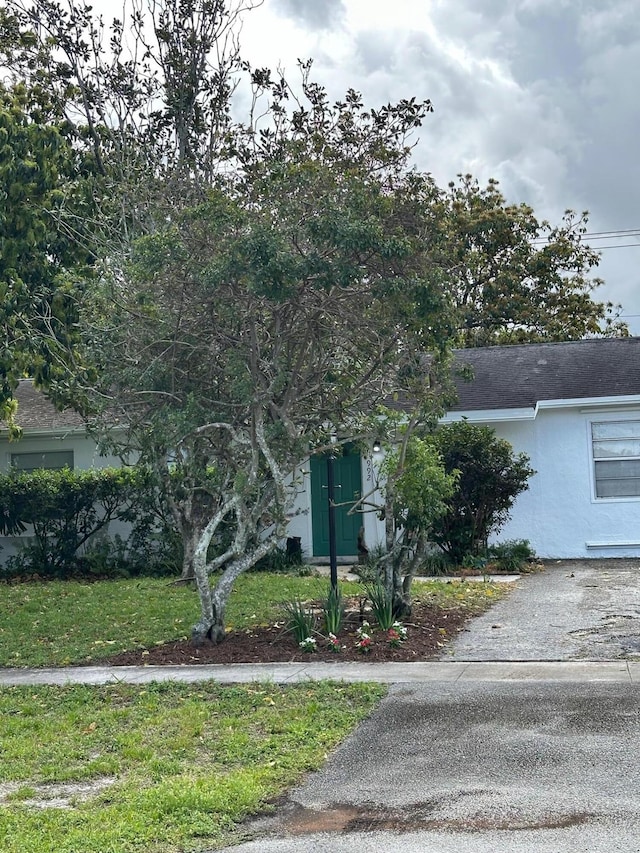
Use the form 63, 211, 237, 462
0, 574, 359, 667
0, 680, 384, 852
0, 573, 506, 851
0, 573, 506, 667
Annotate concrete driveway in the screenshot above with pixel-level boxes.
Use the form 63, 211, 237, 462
447, 558, 640, 660
218, 560, 640, 852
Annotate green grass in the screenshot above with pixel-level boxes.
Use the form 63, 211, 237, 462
0, 574, 504, 850
0, 574, 361, 668
0, 680, 385, 852
412, 577, 509, 612
0, 573, 504, 668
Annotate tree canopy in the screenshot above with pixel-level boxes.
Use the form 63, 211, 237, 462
438, 175, 626, 346
75, 86, 452, 641
0, 86, 94, 426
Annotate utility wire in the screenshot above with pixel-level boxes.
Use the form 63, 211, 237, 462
595, 243, 640, 250
530, 228, 640, 249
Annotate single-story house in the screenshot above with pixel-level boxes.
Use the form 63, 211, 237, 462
291, 337, 640, 560
4, 336, 640, 562
442, 337, 640, 559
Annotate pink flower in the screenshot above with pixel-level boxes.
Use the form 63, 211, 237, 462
387, 622, 407, 647
356, 635, 372, 653
327, 633, 342, 652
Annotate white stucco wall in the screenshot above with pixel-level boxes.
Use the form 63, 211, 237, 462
0, 431, 123, 474
283, 462, 313, 556
450, 404, 640, 559
290, 402, 640, 562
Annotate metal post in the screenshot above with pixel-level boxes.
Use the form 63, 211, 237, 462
326, 452, 338, 590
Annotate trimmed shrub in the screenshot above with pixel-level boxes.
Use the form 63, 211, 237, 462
429, 421, 535, 564
0, 466, 178, 579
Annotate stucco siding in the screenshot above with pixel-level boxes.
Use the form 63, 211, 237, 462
283, 463, 313, 557
0, 433, 121, 474
482, 407, 640, 559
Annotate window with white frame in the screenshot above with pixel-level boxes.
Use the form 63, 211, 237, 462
10, 450, 74, 472
592, 421, 640, 498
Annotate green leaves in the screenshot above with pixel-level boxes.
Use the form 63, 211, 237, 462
428, 421, 535, 563
438, 175, 627, 345
0, 90, 95, 414
0, 467, 150, 575
383, 438, 456, 534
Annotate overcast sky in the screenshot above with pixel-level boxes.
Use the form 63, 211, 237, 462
238, 0, 640, 333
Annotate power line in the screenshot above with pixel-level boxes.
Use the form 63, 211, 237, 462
530, 229, 640, 246
530, 233, 640, 249
579, 234, 640, 242
596, 243, 640, 250
579, 228, 640, 238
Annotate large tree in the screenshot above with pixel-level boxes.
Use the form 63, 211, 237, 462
74, 83, 451, 642
437, 175, 627, 346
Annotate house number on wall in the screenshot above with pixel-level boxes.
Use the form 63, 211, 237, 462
365, 456, 374, 483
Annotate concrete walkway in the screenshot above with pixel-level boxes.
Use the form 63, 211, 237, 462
2, 659, 640, 686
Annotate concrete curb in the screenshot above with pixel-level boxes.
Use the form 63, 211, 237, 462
2, 660, 639, 686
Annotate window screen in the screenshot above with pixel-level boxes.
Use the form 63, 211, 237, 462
11, 451, 74, 471
592, 422, 640, 498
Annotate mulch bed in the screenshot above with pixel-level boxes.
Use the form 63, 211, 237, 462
103, 601, 473, 665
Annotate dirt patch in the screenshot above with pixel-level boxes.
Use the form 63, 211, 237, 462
281, 803, 595, 835
0, 778, 118, 810
102, 601, 474, 666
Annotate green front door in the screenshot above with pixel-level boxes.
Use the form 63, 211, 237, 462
310, 449, 362, 557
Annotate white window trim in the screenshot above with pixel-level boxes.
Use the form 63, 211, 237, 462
589, 418, 640, 502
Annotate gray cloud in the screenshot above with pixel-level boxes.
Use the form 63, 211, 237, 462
243, 0, 640, 327
272, 0, 346, 30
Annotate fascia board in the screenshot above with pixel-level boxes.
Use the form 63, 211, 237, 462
440, 408, 535, 423
0, 427, 88, 440
537, 394, 640, 414
1, 423, 128, 441
441, 395, 640, 425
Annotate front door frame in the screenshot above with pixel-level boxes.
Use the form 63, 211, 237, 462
310, 448, 362, 557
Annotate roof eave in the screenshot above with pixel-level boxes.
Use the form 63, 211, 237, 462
441, 407, 536, 423
443, 394, 640, 424
537, 394, 640, 413
0, 426, 89, 440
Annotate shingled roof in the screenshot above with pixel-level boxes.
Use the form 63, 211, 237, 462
1, 380, 85, 433
5, 339, 640, 430
451, 337, 640, 411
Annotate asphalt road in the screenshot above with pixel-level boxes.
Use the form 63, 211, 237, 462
220, 680, 640, 852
